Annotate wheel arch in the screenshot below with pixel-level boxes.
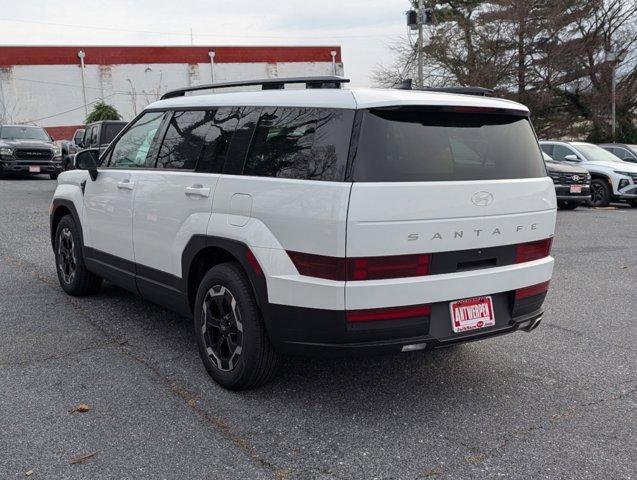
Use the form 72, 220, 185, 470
182, 235, 269, 318
50, 199, 83, 249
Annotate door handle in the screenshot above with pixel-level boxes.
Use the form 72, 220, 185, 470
117, 179, 134, 190
185, 184, 211, 198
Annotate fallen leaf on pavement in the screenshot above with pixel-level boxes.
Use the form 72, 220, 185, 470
25, 470, 33, 476
69, 452, 96, 465
69, 404, 90, 414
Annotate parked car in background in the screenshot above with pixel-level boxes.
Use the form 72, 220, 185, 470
542, 151, 591, 210
79, 121, 127, 156
599, 143, 637, 163
539, 141, 637, 207
0, 124, 63, 179
58, 128, 86, 171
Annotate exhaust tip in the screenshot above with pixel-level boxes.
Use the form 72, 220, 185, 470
523, 316, 542, 332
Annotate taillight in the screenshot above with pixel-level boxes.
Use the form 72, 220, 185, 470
515, 238, 553, 263
285, 251, 346, 281
245, 249, 263, 276
286, 251, 431, 281
346, 304, 431, 323
515, 281, 550, 300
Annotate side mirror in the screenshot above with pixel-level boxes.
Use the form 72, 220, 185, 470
75, 149, 99, 181
564, 154, 580, 162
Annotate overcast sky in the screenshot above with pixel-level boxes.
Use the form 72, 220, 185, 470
0, 0, 411, 87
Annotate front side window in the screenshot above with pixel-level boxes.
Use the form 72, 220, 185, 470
156, 110, 215, 170
353, 109, 545, 182
108, 112, 166, 168
548, 145, 573, 162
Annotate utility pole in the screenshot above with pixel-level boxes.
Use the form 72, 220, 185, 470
417, 0, 424, 88
77, 50, 88, 118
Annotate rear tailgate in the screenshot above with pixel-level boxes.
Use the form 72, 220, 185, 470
345, 107, 556, 310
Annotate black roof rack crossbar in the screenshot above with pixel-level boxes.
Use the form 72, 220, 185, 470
160, 76, 350, 100
397, 79, 493, 96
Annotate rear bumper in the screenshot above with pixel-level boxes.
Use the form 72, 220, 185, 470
264, 291, 547, 356
556, 195, 590, 201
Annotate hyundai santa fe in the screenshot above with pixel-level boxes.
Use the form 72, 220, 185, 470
50, 77, 556, 390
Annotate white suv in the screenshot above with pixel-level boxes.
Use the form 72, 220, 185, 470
539, 141, 637, 207
50, 77, 556, 390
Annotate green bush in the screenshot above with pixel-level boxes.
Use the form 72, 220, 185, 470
85, 102, 121, 123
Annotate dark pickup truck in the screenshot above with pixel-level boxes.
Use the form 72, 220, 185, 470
0, 125, 64, 179
78, 120, 127, 155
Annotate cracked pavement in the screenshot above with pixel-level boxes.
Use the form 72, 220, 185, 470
0, 176, 635, 479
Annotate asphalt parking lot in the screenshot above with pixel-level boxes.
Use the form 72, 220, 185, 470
0, 176, 635, 480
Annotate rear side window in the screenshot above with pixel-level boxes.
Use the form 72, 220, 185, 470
156, 110, 215, 170
353, 109, 545, 182
244, 107, 316, 179
197, 107, 240, 173
243, 107, 353, 181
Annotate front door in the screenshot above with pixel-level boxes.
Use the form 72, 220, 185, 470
82, 111, 167, 290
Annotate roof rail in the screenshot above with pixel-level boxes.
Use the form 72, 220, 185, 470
160, 76, 350, 100
397, 79, 493, 96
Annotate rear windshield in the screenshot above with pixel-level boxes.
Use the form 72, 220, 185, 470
352, 109, 545, 182
102, 124, 126, 144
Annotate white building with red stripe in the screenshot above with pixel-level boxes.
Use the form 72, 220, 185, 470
0, 46, 344, 139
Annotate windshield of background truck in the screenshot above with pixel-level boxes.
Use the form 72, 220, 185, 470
0, 126, 50, 142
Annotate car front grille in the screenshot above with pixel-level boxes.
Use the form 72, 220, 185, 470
549, 173, 590, 185
14, 148, 53, 161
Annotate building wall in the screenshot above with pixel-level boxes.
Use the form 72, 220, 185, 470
0, 46, 344, 139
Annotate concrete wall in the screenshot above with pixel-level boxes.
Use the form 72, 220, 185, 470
0, 46, 344, 139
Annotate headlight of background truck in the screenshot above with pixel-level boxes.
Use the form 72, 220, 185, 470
0, 147, 14, 156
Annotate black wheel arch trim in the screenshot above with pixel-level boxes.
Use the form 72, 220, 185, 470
182, 235, 269, 316
50, 199, 83, 250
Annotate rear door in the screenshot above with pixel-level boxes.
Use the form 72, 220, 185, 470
132, 108, 233, 309
346, 107, 555, 306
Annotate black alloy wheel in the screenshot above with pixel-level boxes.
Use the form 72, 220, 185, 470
57, 227, 77, 286
590, 179, 611, 207
201, 285, 244, 372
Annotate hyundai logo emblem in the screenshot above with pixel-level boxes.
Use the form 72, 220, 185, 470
471, 191, 494, 206
572, 175, 580, 181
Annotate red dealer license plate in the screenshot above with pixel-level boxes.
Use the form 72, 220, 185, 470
29, 166, 40, 173
570, 185, 582, 194
449, 296, 495, 333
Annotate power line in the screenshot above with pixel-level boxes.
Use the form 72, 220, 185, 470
24, 92, 122, 123
0, 17, 395, 39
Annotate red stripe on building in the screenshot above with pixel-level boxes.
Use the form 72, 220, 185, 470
45, 125, 84, 141
0, 46, 342, 67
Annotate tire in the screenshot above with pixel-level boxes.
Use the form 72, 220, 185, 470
558, 201, 580, 210
54, 215, 102, 296
194, 262, 280, 390
590, 178, 611, 207
50, 172, 60, 180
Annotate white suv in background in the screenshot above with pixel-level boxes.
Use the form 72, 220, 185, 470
539, 141, 637, 207
50, 77, 556, 390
